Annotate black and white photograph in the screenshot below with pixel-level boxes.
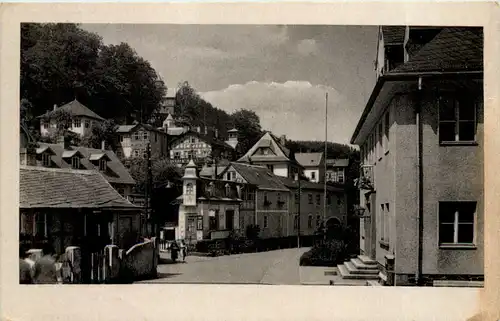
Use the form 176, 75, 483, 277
17, 21, 485, 288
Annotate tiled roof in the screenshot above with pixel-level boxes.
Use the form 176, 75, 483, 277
169, 131, 234, 150
196, 178, 244, 202
382, 26, 406, 44
167, 127, 188, 136
42, 99, 105, 121
199, 165, 229, 178
117, 123, 168, 135
238, 132, 292, 163
295, 152, 324, 167
277, 176, 345, 193
20, 166, 138, 209
225, 163, 289, 191
392, 27, 483, 73
326, 158, 349, 167
37, 142, 135, 185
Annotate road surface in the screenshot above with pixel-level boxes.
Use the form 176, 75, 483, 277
138, 247, 309, 284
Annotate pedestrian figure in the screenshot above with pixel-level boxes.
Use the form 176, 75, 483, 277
33, 243, 58, 284
19, 244, 33, 284
179, 240, 187, 262
170, 241, 179, 263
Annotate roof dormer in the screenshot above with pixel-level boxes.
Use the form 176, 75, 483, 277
89, 152, 111, 171
62, 150, 84, 169
35, 146, 56, 167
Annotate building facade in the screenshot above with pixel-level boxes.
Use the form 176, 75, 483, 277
325, 159, 349, 184
237, 132, 303, 179
350, 26, 483, 286
168, 131, 236, 167
295, 152, 325, 183
116, 123, 169, 159
39, 99, 105, 138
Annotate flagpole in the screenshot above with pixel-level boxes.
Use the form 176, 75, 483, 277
323, 92, 328, 225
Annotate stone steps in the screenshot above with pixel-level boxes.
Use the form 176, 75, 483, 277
344, 261, 379, 275
358, 254, 377, 265
337, 264, 379, 280
350, 257, 378, 270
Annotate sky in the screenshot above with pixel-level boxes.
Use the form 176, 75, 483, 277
81, 24, 378, 145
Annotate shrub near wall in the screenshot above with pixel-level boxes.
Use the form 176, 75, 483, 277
299, 239, 347, 267
121, 238, 158, 281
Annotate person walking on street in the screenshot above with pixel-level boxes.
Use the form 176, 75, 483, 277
170, 241, 179, 263
33, 243, 58, 284
180, 240, 187, 262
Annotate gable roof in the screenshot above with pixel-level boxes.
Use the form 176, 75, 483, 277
393, 27, 483, 73
41, 99, 105, 121
199, 165, 229, 178
295, 152, 324, 167
238, 132, 292, 163
382, 26, 406, 44
277, 176, 345, 193
223, 162, 289, 191
117, 123, 167, 135
37, 142, 135, 185
20, 166, 138, 209
326, 158, 349, 167
169, 131, 234, 150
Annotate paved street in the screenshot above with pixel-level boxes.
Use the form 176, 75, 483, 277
138, 247, 309, 284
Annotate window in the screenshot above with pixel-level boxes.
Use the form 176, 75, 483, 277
116, 150, 123, 158
338, 169, 345, 183
384, 111, 390, 152
134, 132, 140, 141
311, 172, 316, 180
73, 118, 81, 128
264, 192, 269, 204
191, 138, 196, 143
209, 211, 218, 230
71, 156, 80, 169
378, 122, 383, 159
307, 215, 313, 228
143, 132, 149, 140
197, 216, 203, 230
316, 194, 321, 205
117, 188, 125, 196
99, 159, 107, 171
155, 133, 158, 142
119, 135, 124, 143
43, 122, 49, 129
34, 213, 48, 238
439, 94, 477, 143
294, 215, 299, 229
225, 184, 231, 197
186, 183, 194, 195
42, 153, 51, 167
263, 215, 268, 228
277, 193, 281, 203
308, 194, 313, 204
439, 201, 476, 245
85, 120, 90, 128
385, 203, 390, 242
379, 204, 386, 242
267, 164, 274, 172
143, 150, 148, 159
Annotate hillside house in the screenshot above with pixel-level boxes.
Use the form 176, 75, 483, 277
295, 152, 325, 183
347, 26, 483, 286
237, 132, 304, 179
116, 123, 169, 159
39, 99, 104, 138
326, 158, 349, 184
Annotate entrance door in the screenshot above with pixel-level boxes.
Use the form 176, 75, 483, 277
225, 210, 234, 230
363, 192, 377, 260
186, 216, 197, 243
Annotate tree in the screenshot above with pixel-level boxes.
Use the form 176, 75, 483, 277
21, 23, 166, 129
230, 109, 263, 155
81, 119, 119, 150
125, 156, 183, 193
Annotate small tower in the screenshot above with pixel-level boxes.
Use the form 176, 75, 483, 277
163, 113, 175, 130
225, 128, 239, 149
182, 159, 198, 206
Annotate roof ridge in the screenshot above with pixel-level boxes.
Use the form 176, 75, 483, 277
20, 165, 98, 175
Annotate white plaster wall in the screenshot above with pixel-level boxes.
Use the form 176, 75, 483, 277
273, 163, 289, 178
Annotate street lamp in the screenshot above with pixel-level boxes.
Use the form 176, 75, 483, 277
353, 205, 369, 219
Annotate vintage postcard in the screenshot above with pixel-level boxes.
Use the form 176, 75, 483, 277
1, 2, 499, 321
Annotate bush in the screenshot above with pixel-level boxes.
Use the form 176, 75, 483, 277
299, 239, 348, 267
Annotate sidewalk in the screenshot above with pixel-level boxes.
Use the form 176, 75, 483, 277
299, 266, 372, 286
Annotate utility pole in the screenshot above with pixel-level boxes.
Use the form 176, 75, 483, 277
296, 173, 301, 248
146, 143, 153, 237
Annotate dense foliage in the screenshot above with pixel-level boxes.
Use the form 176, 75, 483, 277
20, 23, 165, 127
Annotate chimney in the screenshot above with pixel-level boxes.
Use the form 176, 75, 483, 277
53, 104, 57, 111
280, 135, 286, 146
215, 129, 219, 139
101, 140, 106, 151
57, 135, 70, 150
204, 126, 208, 135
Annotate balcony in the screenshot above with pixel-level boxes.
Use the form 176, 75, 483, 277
355, 165, 375, 191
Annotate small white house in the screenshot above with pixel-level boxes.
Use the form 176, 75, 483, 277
295, 152, 325, 183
